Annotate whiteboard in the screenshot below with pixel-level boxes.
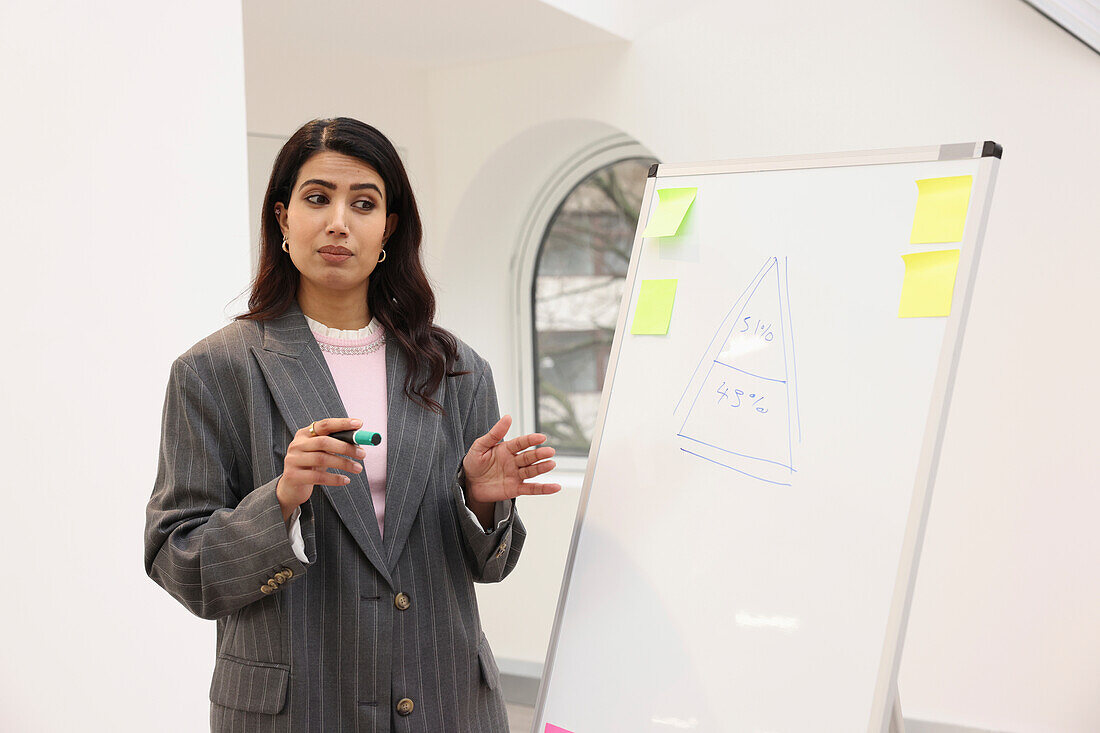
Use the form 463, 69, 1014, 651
533, 143, 1001, 733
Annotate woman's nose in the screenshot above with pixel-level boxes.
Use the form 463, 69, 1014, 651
327, 208, 349, 236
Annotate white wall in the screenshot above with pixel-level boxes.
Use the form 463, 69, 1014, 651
241, 2, 439, 263
0, 2, 250, 730
427, 2, 1100, 732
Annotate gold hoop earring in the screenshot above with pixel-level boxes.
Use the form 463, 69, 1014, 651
282, 238, 290, 253
377, 249, 386, 263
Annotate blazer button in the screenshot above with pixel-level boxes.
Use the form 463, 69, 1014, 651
274, 571, 288, 584
281, 568, 293, 579
495, 541, 508, 558
260, 583, 275, 594
396, 697, 414, 716
394, 592, 411, 611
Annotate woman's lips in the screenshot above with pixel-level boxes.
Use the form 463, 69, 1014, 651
320, 252, 352, 263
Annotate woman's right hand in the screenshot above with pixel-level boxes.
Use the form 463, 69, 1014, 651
275, 417, 366, 522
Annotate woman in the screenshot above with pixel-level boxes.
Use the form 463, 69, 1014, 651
144, 117, 559, 732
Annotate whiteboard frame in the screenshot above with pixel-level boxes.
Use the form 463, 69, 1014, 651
533, 142, 1002, 733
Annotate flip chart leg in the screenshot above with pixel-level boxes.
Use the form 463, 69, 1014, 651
888, 686, 906, 733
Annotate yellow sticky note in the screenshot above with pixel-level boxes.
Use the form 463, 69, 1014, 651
899, 250, 961, 318
642, 187, 697, 237
910, 175, 973, 244
631, 279, 678, 334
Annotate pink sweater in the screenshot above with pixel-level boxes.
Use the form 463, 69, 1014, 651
304, 314, 388, 538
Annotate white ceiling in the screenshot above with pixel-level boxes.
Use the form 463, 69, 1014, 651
243, 0, 626, 71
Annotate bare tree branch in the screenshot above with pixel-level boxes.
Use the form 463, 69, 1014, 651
536, 275, 620, 299
538, 380, 590, 451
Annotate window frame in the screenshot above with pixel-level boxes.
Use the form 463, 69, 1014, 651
511, 134, 656, 474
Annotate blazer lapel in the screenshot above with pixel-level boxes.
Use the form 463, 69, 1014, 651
249, 300, 393, 588
381, 340, 443, 570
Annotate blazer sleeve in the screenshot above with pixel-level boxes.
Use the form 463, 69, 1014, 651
144, 356, 309, 620
451, 359, 526, 583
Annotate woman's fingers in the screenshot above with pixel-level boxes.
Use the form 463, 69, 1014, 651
305, 469, 353, 486
464, 418, 562, 502
504, 432, 548, 455
301, 417, 362, 437
517, 445, 555, 466
312, 435, 365, 458
290, 418, 365, 473
470, 414, 512, 454
518, 460, 556, 480
295, 450, 362, 474
516, 482, 562, 496
279, 418, 365, 512
470, 416, 556, 462
283, 463, 353, 490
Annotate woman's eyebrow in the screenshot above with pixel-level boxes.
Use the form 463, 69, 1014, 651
297, 179, 381, 195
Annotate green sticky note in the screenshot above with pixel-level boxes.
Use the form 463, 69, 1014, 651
910, 175, 973, 244
631, 279, 678, 334
899, 250, 961, 318
642, 187, 697, 237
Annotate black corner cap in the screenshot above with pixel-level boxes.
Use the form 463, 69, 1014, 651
648, 163, 659, 177
981, 141, 1003, 158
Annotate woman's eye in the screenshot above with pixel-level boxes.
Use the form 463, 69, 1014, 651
352, 199, 376, 211
305, 193, 328, 205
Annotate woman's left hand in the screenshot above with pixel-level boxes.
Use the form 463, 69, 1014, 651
463, 414, 561, 505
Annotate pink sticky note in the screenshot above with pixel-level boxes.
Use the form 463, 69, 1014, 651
545, 725, 575, 733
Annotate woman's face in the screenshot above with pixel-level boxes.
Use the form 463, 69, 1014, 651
276, 151, 398, 300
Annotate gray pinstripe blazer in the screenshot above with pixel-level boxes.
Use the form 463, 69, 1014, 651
144, 300, 523, 732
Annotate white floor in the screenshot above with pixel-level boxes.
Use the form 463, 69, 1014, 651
506, 702, 535, 733
503, 704, 1001, 733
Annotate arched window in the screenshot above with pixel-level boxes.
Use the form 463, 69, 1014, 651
532, 157, 658, 456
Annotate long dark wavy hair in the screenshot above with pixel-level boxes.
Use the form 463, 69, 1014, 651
235, 117, 466, 414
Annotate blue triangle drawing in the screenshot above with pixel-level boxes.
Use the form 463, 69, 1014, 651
675, 257, 801, 486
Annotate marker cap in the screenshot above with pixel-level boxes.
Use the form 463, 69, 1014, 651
354, 430, 382, 446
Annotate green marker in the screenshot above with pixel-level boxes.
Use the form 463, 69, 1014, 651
330, 429, 382, 446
